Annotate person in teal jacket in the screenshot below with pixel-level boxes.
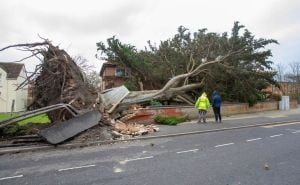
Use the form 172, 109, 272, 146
195, 92, 210, 123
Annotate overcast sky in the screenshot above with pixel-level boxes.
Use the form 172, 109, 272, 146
0, 0, 299, 72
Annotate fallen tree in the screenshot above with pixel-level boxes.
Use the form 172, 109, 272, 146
114, 51, 242, 112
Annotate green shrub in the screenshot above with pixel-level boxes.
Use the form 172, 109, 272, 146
0, 123, 43, 137
154, 115, 189, 125
149, 99, 162, 106
248, 95, 258, 106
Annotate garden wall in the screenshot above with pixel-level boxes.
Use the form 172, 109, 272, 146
124, 100, 298, 124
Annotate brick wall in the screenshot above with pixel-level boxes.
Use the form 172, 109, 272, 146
103, 67, 116, 76
290, 100, 298, 109
124, 101, 298, 124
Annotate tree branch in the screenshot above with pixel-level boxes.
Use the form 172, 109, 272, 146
0, 42, 48, 52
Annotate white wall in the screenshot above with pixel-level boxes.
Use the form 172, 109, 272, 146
0, 66, 28, 112
15, 66, 28, 112
7, 80, 17, 112
0, 68, 8, 112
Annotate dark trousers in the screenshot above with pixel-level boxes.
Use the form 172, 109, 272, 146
213, 107, 222, 122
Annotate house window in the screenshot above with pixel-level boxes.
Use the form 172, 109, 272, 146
115, 68, 126, 77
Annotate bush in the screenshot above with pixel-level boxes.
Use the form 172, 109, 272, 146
247, 95, 258, 106
0, 123, 44, 138
154, 115, 189, 125
149, 99, 162, 106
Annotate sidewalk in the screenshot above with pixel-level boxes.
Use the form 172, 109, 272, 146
149, 108, 300, 137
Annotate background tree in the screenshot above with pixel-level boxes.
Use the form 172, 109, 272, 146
275, 63, 286, 82
73, 55, 100, 89
285, 61, 300, 101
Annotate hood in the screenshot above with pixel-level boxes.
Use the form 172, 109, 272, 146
201, 92, 207, 97
213, 90, 219, 96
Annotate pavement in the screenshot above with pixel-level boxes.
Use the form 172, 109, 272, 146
1, 107, 300, 155
150, 107, 300, 136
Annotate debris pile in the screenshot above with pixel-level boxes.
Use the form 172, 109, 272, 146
113, 121, 159, 138
98, 86, 160, 138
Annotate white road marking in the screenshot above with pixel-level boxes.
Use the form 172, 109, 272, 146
176, 149, 199, 154
0, 175, 23, 181
270, 134, 283, 138
262, 121, 300, 128
246, 138, 262, 142
113, 167, 124, 173
215, 143, 234, 148
264, 115, 286, 118
58, 164, 96, 172
122, 156, 154, 163
286, 128, 298, 132
292, 130, 300, 134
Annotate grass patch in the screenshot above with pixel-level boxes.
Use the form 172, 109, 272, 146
18, 114, 50, 126
154, 115, 189, 126
0, 113, 51, 138
0, 113, 51, 126
0, 113, 18, 121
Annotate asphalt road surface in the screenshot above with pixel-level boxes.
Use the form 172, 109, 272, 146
0, 122, 299, 185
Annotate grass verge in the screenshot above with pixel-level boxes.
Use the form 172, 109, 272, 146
0, 113, 50, 126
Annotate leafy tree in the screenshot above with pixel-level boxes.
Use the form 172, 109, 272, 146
97, 22, 278, 105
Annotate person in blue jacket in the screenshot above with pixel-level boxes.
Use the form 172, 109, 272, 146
212, 90, 222, 123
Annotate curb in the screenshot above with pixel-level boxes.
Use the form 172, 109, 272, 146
1, 119, 299, 155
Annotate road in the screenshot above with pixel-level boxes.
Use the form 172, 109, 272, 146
0, 122, 299, 185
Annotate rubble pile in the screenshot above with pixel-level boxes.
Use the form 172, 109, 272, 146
112, 120, 159, 138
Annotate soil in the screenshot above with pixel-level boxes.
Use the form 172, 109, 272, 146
66, 125, 114, 144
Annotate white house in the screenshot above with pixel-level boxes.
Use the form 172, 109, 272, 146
0, 62, 28, 112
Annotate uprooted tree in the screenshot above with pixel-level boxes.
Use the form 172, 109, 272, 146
0, 40, 97, 122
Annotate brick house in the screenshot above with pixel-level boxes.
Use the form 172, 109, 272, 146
99, 62, 131, 91
265, 82, 300, 96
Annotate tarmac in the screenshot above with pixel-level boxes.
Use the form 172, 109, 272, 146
1, 107, 300, 155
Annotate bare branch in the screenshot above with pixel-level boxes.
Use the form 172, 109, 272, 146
1, 51, 42, 63
0, 42, 48, 52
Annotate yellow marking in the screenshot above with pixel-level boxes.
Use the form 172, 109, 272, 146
262, 122, 300, 128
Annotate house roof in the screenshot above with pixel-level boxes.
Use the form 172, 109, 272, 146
0, 62, 24, 78
100, 62, 116, 76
